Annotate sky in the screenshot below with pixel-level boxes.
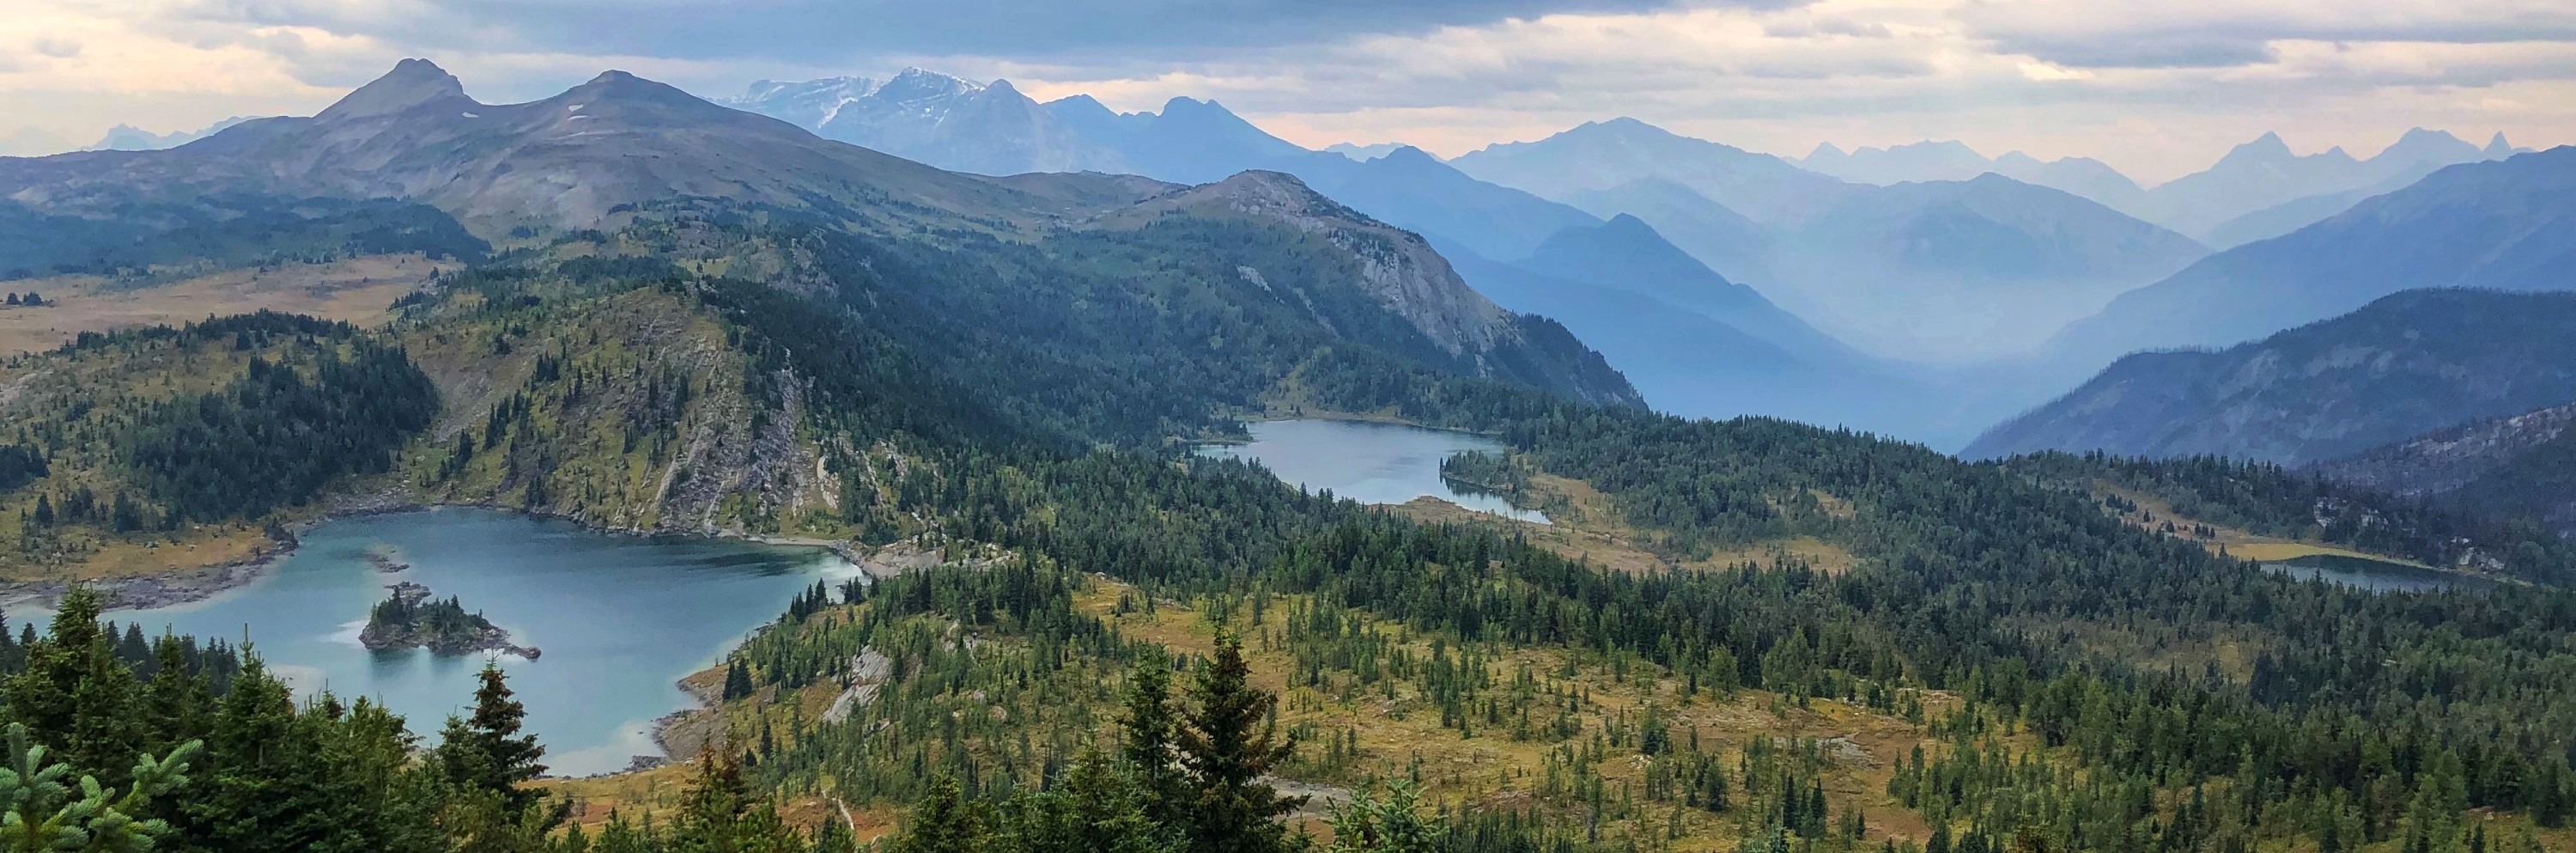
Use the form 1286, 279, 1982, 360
3, 0, 2572, 183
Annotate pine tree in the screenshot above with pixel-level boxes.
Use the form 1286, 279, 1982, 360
895, 776, 989, 853
435, 661, 549, 813
665, 749, 805, 853
1176, 633, 1301, 853
1121, 658, 1188, 832
723, 659, 755, 702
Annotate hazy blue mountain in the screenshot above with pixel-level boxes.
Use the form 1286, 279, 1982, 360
2196, 130, 2519, 248
1969, 289, 2576, 465
734, 73, 1598, 260
724, 69, 1127, 174
1433, 229, 1933, 431
2044, 147, 2576, 372
1558, 178, 1773, 285
84, 117, 258, 152
1449, 118, 1851, 223
1763, 174, 2205, 360
1294, 148, 1600, 262
2133, 128, 2513, 241
1327, 142, 1414, 161
1990, 151, 2148, 213
1801, 140, 1990, 184
1514, 214, 1852, 365
1798, 140, 2148, 215
1452, 119, 2203, 360
1040, 94, 1311, 184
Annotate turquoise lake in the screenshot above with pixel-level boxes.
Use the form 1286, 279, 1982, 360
98, 508, 854, 776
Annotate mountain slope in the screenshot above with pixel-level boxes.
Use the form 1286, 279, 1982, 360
2044, 147, 2576, 369
2313, 401, 2576, 536
1969, 289, 2576, 465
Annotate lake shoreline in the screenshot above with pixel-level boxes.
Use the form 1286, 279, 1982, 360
0, 497, 883, 614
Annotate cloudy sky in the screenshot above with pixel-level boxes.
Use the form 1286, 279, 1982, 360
3, 0, 2571, 182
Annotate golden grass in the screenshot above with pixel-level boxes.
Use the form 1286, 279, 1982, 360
0, 255, 449, 356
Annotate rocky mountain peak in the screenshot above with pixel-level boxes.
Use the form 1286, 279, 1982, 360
318, 58, 471, 122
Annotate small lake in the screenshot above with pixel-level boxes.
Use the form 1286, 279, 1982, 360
2262, 553, 2501, 594
1197, 419, 1548, 523
100, 508, 854, 776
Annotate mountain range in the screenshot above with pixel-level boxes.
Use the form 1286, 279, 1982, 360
1449, 119, 2208, 361
0, 59, 1638, 409
2038, 146, 2576, 373
1967, 289, 2576, 466
1798, 140, 2147, 215
1794, 129, 2524, 249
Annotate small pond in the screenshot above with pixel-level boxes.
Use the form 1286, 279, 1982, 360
1196, 419, 1548, 523
2261, 552, 2501, 594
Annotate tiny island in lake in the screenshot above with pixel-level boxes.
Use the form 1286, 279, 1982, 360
361, 581, 540, 659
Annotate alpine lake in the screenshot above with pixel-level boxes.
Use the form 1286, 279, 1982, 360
99, 508, 860, 777
79, 419, 1533, 777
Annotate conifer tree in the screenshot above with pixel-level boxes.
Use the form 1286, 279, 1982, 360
1176, 633, 1300, 853
1121, 658, 1188, 832
0, 721, 199, 853
435, 661, 549, 813
894, 776, 988, 853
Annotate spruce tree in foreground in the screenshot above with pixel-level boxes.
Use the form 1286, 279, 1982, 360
1176, 633, 1302, 853
0, 721, 198, 853
436, 661, 550, 813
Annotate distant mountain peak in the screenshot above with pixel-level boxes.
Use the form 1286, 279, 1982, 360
1379, 145, 1442, 165
1807, 142, 1848, 160
318, 58, 470, 122
2486, 132, 2514, 156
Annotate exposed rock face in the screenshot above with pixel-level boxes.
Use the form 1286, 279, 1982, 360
2316, 402, 2576, 496
2313, 400, 2576, 536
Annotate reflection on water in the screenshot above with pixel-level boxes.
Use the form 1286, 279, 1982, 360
101, 508, 855, 776
2261, 553, 2500, 594
1197, 419, 1548, 524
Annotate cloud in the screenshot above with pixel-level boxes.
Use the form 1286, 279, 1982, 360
156, 0, 1757, 65
32, 38, 82, 58
1956, 0, 2576, 69
4, 0, 2573, 184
